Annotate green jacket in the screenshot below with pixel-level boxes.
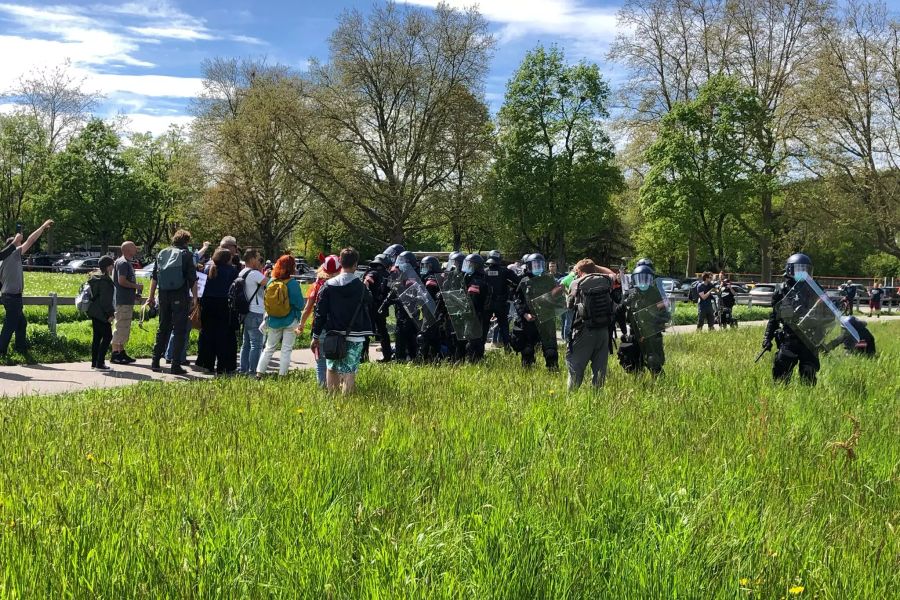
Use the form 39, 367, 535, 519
87, 274, 115, 322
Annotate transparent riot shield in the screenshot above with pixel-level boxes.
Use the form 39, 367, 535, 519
631, 279, 673, 340
524, 274, 566, 348
775, 274, 860, 353
390, 267, 438, 332
439, 272, 483, 341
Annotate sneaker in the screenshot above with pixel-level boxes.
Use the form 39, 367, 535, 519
93, 364, 111, 371
151, 361, 162, 372
121, 353, 137, 364
170, 365, 188, 376
110, 352, 126, 364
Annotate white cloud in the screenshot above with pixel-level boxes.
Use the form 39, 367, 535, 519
400, 0, 620, 48
128, 26, 217, 41
84, 73, 205, 98
119, 112, 194, 136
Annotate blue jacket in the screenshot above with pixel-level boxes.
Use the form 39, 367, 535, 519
266, 278, 304, 329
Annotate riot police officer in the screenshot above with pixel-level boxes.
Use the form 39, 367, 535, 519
363, 253, 393, 362
762, 253, 820, 385
447, 251, 465, 272
387, 250, 420, 361
462, 253, 492, 362
484, 250, 519, 349
383, 244, 405, 266
512, 253, 560, 371
616, 262, 667, 375
418, 255, 446, 362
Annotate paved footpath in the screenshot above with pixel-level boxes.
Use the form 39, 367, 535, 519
1, 315, 896, 398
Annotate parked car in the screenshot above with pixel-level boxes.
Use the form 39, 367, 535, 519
748, 283, 778, 307
135, 262, 155, 279
24, 254, 63, 271
61, 258, 101, 274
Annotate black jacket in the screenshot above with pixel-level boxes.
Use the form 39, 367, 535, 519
313, 274, 374, 338
87, 274, 115, 321
484, 264, 519, 308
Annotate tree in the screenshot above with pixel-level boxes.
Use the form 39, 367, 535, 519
124, 127, 203, 254
641, 76, 766, 270
799, 0, 900, 259
279, 2, 494, 245
46, 119, 143, 252
194, 60, 310, 257
0, 113, 48, 234
492, 45, 622, 268
12, 61, 102, 152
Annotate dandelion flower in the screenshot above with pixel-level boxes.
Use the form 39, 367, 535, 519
739, 578, 749, 586
788, 586, 804, 595
296, 407, 304, 415
86, 453, 95, 462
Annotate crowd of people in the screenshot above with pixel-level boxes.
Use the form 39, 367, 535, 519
0, 223, 886, 394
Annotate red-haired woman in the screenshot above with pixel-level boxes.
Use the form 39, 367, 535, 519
256, 255, 304, 377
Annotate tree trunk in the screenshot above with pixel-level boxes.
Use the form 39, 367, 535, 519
452, 224, 461, 252
555, 228, 566, 272
686, 237, 697, 278
760, 189, 774, 282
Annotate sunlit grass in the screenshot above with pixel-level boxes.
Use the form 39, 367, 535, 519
0, 321, 897, 597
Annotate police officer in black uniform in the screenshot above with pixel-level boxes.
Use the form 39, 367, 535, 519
383, 244, 404, 266
363, 253, 393, 362
384, 250, 420, 362
462, 253, 492, 362
447, 251, 465, 273
762, 253, 820, 385
418, 255, 446, 362
512, 253, 559, 371
484, 250, 519, 350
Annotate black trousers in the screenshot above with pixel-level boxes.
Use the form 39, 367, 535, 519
466, 314, 490, 362
394, 311, 418, 361
197, 297, 237, 373
0, 293, 27, 354
697, 305, 715, 330
153, 289, 190, 367
517, 321, 558, 370
91, 318, 112, 367
485, 304, 510, 348
773, 339, 820, 385
366, 305, 392, 361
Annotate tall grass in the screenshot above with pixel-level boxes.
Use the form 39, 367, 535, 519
0, 322, 897, 597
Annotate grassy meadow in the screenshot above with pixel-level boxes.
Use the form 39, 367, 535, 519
0, 321, 897, 597
3, 273, 778, 365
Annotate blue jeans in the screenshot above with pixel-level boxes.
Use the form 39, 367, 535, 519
165, 321, 191, 362
239, 312, 265, 374
316, 355, 327, 387
561, 308, 574, 342
0, 294, 27, 354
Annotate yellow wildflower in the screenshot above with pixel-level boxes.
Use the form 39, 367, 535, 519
788, 586, 804, 595
296, 407, 304, 415
739, 578, 749, 586
86, 453, 95, 462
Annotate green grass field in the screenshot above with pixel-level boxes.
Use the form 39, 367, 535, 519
3, 273, 778, 365
1, 321, 897, 597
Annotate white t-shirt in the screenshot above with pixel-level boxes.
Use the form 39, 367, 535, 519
244, 269, 266, 314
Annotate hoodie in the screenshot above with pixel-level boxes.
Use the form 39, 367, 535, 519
312, 272, 374, 342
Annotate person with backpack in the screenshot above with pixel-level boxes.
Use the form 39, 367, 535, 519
298, 255, 340, 386
696, 272, 716, 331
565, 259, 620, 390
146, 229, 199, 375
311, 247, 374, 394
236, 249, 268, 376
85, 256, 116, 370
256, 255, 304, 377
196, 248, 239, 375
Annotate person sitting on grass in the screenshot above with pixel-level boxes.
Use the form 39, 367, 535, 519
311, 247, 374, 395
87, 256, 116, 371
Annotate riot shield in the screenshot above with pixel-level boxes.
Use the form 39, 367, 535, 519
439, 272, 483, 341
524, 275, 566, 348
390, 267, 439, 332
631, 279, 672, 340
775, 274, 860, 353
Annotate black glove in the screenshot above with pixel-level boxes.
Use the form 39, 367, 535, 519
762, 338, 773, 352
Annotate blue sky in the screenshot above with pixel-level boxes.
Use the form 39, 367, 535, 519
0, 0, 624, 135
2, 1, 897, 136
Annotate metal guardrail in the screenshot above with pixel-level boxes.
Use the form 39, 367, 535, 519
21, 295, 145, 337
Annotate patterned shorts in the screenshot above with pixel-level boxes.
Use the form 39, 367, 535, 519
326, 340, 365, 374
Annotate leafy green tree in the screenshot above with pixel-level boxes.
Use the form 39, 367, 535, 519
46, 119, 143, 252
0, 113, 48, 234
641, 76, 766, 270
492, 45, 621, 268
124, 127, 202, 255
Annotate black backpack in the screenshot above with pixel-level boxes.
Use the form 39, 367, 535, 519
688, 281, 700, 303
574, 274, 614, 328
228, 268, 260, 324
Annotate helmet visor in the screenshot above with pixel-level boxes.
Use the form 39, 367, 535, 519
419, 264, 430, 276
461, 258, 475, 274
793, 263, 812, 279
530, 258, 546, 275
633, 272, 654, 290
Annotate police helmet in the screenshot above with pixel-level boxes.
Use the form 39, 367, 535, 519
447, 251, 465, 272
396, 250, 418, 270
636, 257, 655, 270
525, 253, 546, 276
419, 256, 441, 276
631, 264, 656, 291
384, 244, 405, 263
784, 253, 813, 278
462, 253, 485, 274
371, 254, 391, 268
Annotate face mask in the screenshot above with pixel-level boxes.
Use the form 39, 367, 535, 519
532, 268, 544, 277
463, 265, 475, 275
637, 282, 650, 291
420, 267, 429, 276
